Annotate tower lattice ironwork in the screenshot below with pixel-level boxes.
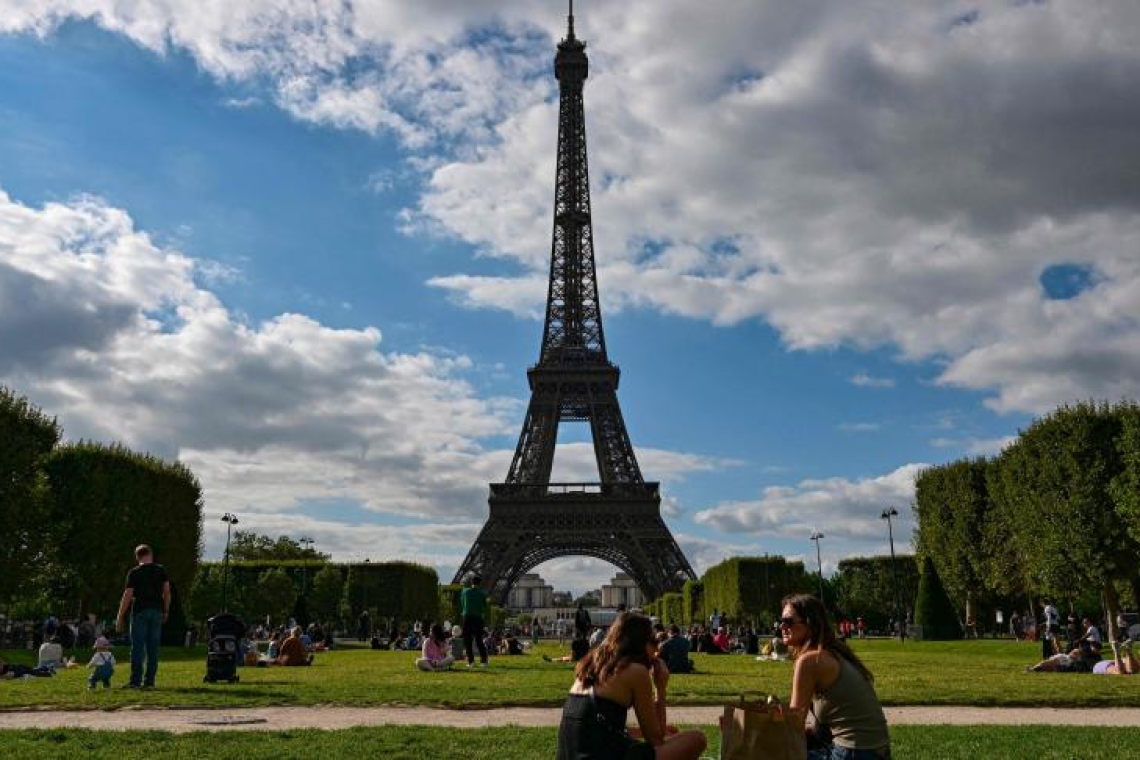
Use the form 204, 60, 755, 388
454, 4, 696, 604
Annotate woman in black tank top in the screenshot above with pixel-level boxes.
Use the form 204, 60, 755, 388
555, 612, 706, 760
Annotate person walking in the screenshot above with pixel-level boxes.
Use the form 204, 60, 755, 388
461, 574, 489, 668
115, 544, 171, 689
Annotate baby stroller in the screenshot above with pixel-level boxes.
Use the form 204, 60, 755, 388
204, 612, 245, 683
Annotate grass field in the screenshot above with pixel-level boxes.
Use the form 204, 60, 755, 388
1, 725, 1139, 759
2, 638, 1137, 710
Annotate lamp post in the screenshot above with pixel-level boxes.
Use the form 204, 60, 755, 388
220, 513, 239, 611
810, 530, 825, 604
881, 507, 903, 640
299, 536, 315, 597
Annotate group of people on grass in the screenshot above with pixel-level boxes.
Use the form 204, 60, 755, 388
1026, 602, 1139, 676
16, 545, 1140, 760
553, 594, 891, 760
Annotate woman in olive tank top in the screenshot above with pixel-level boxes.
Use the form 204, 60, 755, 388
780, 594, 891, 760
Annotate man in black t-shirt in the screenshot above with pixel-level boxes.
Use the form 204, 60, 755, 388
116, 544, 171, 688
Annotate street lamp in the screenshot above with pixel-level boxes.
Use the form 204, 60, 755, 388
881, 507, 903, 640
299, 536, 315, 596
220, 513, 239, 611
809, 530, 826, 604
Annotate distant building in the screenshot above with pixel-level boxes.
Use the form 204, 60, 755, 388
507, 573, 554, 610
601, 573, 644, 609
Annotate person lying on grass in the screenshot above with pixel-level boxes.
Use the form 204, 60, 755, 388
1030, 640, 1138, 675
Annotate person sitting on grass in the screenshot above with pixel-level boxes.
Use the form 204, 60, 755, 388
416, 624, 455, 672
775, 593, 891, 759
1028, 617, 1104, 673
711, 627, 731, 653
501, 631, 525, 655
448, 625, 465, 661
275, 626, 313, 666
658, 625, 694, 674
37, 635, 73, 672
555, 612, 707, 760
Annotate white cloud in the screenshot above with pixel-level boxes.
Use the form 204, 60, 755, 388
930, 435, 1016, 457
0, 187, 515, 533
850, 373, 895, 389
693, 464, 926, 569
0, 187, 732, 585
7, 2, 1140, 414
838, 422, 881, 433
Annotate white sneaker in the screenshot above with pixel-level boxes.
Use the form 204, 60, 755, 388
466, 662, 474, 668
479, 662, 488, 668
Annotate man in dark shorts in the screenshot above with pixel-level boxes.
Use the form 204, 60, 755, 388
116, 544, 171, 688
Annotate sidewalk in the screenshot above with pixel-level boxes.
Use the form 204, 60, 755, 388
3, 706, 1139, 733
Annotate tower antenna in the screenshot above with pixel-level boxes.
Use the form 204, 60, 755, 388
568, 0, 575, 39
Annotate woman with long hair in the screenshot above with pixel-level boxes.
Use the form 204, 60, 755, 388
556, 612, 706, 760
415, 623, 455, 672
780, 594, 890, 759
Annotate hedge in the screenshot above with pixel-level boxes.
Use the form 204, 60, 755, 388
42, 442, 202, 632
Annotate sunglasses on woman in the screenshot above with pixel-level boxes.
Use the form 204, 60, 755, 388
779, 616, 801, 627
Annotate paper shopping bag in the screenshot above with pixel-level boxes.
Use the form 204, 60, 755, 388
720, 693, 806, 760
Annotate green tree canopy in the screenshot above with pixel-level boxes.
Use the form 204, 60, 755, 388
988, 401, 1140, 622
915, 458, 1005, 616
227, 530, 330, 561
0, 387, 61, 601
914, 555, 961, 640
248, 568, 297, 626
835, 555, 919, 630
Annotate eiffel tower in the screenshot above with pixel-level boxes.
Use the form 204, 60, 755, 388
454, 3, 696, 604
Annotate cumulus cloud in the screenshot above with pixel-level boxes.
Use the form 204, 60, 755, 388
693, 464, 926, 570
0, 187, 517, 536
7, 2, 1140, 414
0, 187, 729, 583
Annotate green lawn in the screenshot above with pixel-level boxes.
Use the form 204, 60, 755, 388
2, 638, 1135, 710
2, 726, 1139, 759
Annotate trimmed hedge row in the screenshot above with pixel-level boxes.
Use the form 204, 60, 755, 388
43, 442, 203, 640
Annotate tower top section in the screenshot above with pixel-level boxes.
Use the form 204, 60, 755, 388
556, 0, 587, 83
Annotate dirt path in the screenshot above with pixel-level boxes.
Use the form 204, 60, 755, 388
2, 706, 1139, 733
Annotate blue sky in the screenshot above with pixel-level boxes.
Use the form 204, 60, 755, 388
2, 1, 1138, 595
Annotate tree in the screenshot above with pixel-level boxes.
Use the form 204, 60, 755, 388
835, 556, 919, 630
915, 459, 1005, 621
988, 402, 1140, 628
247, 568, 297, 626
189, 564, 226, 624
309, 565, 345, 624
573, 593, 601, 608
914, 555, 960, 640
227, 531, 330, 561
0, 387, 61, 602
